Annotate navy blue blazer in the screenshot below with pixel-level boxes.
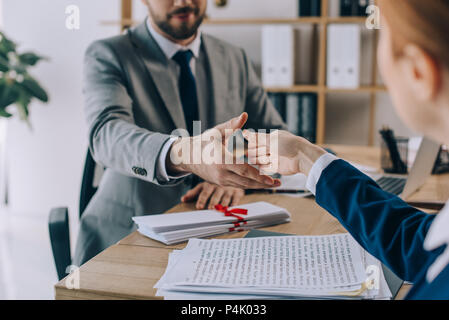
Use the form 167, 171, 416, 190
315, 159, 449, 299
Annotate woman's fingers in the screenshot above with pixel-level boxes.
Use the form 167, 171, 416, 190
247, 154, 272, 166
247, 147, 270, 158
243, 130, 270, 149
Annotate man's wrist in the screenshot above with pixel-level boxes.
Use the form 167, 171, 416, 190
166, 137, 191, 175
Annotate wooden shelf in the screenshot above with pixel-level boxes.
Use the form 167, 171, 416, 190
203, 17, 323, 25
265, 86, 387, 93
265, 85, 320, 93
327, 86, 387, 93
325, 17, 367, 24
206, 17, 367, 25
101, 19, 135, 27
101, 16, 368, 28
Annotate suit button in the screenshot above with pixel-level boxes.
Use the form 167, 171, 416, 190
132, 167, 147, 177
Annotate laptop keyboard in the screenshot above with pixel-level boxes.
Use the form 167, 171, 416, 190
376, 176, 407, 196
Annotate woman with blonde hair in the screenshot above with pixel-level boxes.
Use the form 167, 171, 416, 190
244, 0, 449, 299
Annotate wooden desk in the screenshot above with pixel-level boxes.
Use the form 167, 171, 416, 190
54, 145, 449, 300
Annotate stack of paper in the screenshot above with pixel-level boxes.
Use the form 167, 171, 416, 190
132, 202, 291, 245
155, 234, 393, 300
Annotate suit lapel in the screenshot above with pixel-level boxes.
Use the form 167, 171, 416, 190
129, 22, 187, 130
201, 35, 229, 127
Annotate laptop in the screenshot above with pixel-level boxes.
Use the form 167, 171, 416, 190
374, 137, 441, 199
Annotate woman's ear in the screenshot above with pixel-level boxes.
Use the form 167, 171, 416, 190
402, 44, 442, 102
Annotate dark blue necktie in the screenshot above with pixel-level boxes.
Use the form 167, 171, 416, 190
173, 50, 199, 136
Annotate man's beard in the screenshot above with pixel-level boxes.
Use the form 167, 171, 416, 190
154, 6, 205, 40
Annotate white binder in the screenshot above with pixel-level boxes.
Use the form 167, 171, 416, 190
327, 24, 361, 89
262, 25, 278, 87
262, 25, 295, 87
286, 93, 300, 135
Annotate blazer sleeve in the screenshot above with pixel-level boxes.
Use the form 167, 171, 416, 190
315, 159, 443, 282
240, 49, 288, 131
83, 39, 179, 186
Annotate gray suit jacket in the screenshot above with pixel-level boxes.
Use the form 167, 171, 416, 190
73, 22, 286, 266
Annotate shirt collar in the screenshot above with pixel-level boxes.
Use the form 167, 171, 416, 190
146, 18, 202, 60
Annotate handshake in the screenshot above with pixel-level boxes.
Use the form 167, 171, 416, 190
167, 112, 327, 208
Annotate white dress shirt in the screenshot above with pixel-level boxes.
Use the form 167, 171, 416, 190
147, 19, 201, 183
305, 152, 449, 284
146, 19, 202, 76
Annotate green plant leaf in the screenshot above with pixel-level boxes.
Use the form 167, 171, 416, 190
15, 91, 31, 121
19, 52, 45, 66
0, 32, 17, 55
0, 82, 19, 108
0, 55, 9, 72
0, 108, 12, 118
11, 64, 26, 74
16, 104, 28, 121
19, 77, 49, 102
0, 31, 48, 125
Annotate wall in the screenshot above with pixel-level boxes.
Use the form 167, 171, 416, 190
2, 0, 121, 247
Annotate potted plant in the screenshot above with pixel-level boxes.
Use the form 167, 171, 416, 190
0, 31, 49, 125
0, 31, 49, 206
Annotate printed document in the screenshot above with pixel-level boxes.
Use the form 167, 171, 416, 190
156, 234, 369, 297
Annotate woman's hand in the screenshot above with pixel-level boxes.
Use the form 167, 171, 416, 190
181, 182, 245, 210
243, 130, 327, 176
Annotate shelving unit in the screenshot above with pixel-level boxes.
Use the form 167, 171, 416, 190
111, 0, 384, 145
103, 16, 369, 27
264, 85, 386, 93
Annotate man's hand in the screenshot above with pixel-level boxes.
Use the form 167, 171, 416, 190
181, 182, 245, 210
166, 113, 281, 189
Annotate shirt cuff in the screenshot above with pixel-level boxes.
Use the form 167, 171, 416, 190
305, 153, 339, 195
156, 137, 191, 183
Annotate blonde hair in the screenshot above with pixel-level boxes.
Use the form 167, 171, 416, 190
378, 0, 449, 68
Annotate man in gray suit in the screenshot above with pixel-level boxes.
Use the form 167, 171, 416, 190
73, 0, 286, 266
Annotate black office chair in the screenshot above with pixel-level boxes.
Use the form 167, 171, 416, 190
48, 150, 99, 280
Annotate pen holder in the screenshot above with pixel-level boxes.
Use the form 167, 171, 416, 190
381, 137, 409, 174
433, 145, 449, 174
